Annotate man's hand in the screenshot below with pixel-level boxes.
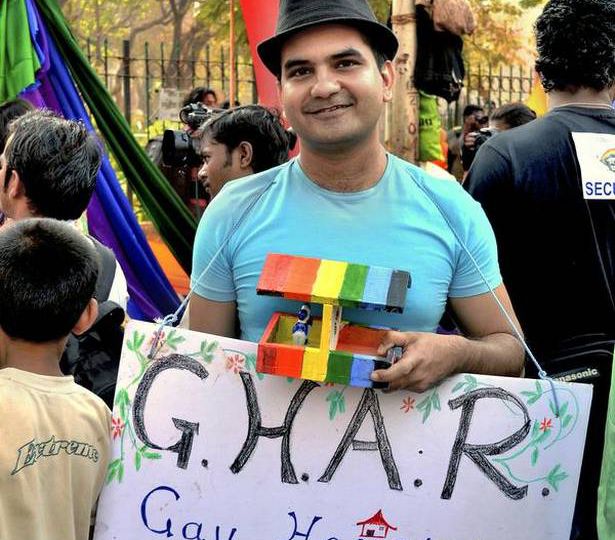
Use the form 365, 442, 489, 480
371, 285, 526, 393
371, 331, 466, 392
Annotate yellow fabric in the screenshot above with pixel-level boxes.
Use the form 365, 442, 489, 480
526, 73, 548, 117
0, 368, 111, 540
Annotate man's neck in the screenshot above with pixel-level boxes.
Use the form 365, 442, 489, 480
299, 139, 388, 193
0, 335, 65, 376
548, 87, 614, 110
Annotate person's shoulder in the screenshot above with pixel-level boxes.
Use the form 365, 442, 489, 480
391, 154, 480, 213
214, 161, 290, 205
69, 382, 113, 425
483, 114, 565, 155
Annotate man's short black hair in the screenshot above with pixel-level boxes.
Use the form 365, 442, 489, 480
0, 218, 98, 343
463, 105, 484, 119
183, 87, 217, 107
535, 0, 615, 92
0, 98, 33, 154
202, 105, 294, 173
490, 102, 537, 129
4, 110, 101, 220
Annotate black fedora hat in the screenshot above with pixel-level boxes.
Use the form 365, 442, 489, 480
257, 0, 399, 76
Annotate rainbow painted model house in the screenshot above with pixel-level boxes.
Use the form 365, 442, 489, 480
256, 253, 411, 388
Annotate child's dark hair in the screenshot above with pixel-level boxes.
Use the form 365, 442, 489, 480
535, 0, 615, 92
183, 87, 217, 107
0, 98, 33, 154
0, 218, 99, 343
3, 110, 101, 220
490, 102, 537, 129
203, 105, 296, 173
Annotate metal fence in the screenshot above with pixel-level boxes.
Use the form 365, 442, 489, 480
443, 63, 535, 129
84, 39, 257, 142
83, 39, 533, 135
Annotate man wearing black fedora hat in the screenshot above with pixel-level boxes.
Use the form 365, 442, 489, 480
190, 0, 525, 392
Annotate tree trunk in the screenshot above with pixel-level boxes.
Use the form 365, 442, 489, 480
388, 0, 419, 164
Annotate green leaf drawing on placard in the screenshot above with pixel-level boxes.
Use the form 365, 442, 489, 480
126, 330, 145, 353
547, 464, 569, 491
416, 387, 442, 423
562, 414, 573, 428
114, 388, 130, 423
451, 374, 479, 395
416, 396, 432, 423
451, 381, 465, 393
432, 392, 441, 411
106, 458, 123, 484
326, 390, 346, 420
244, 353, 264, 380
135, 449, 142, 471
199, 340, 218, 363
531, 447, 539, 466
164, 329, 186, 350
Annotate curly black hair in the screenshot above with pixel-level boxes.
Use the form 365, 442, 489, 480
534, 0, 615, 92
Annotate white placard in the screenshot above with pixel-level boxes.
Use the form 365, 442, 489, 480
572, 132, 615, 199
94, 321, 592, 540
157, 88, 184, 122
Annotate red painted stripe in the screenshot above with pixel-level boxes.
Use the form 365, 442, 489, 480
256, 254, 295, 296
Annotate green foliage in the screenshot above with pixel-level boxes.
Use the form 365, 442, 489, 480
416, 388, 441, 423
326, 390, 346, 420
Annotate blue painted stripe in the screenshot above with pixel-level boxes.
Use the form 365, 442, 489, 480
361, 266, 393, 307
350, 355, 375, 388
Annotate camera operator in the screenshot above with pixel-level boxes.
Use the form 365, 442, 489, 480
447, 105, 487, 181
146, 101, 221, 215
461, 102, 537, 174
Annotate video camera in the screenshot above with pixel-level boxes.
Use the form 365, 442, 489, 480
461, 127, 500, 171
473, 127, 499, 151
162, 102, 219, 167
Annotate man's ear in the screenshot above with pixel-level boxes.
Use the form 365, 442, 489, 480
237, 141, 254, 170
382, 60, 395, 103
72, 298, 99, 336
6, 169, 24, 198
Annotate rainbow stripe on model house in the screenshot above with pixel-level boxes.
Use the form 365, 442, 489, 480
256, 254, 411, 388
257, 253, 411, 312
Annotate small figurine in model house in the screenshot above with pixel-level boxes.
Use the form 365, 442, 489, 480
291, 304, 313, 345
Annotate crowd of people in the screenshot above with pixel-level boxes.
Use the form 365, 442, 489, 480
0, 0, 613, 539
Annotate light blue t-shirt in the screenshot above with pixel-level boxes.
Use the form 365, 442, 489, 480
192, 154, 501, 343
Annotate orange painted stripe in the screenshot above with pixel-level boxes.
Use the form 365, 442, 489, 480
283, 256, 321, 302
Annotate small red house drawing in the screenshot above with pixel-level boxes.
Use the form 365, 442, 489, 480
356, 510, 397, 538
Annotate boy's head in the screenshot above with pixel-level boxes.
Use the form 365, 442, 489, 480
0, 98, 33, 154
490, 102, 537, 131
198, 105, 294, 198
0, 218, 99, 344
0, 110, 101, 221
535, 0, 615, 93
183, 87, 218, 108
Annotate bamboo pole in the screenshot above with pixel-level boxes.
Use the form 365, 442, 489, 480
388, 0, 419, 163
229, 0, 236, 106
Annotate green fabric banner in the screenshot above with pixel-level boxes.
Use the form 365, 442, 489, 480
598, 348, 615, 539
35, 0, 197, 273
0, 0, 41, 102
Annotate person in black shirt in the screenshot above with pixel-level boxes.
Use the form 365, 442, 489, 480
466, 1, 615, 538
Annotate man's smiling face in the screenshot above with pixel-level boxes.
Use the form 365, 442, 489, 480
278, 24, 393, 154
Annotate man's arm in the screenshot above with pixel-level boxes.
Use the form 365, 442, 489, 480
189, 294, 238, 338
371, 284, 525, 392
